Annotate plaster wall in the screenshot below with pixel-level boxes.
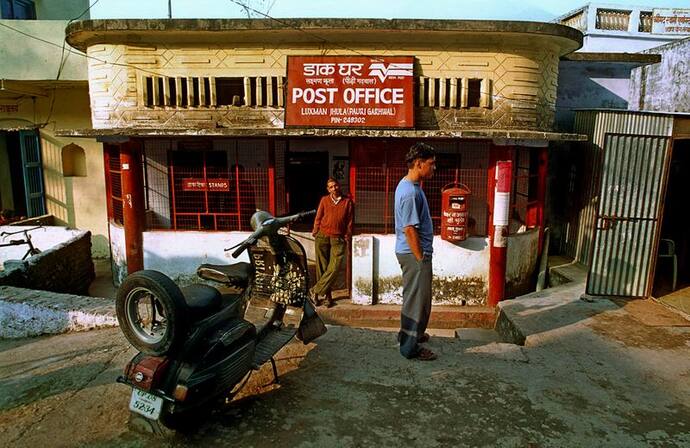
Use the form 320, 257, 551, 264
555, 61, 633, 132
0, 225, 84, 267
85, 37, 562, 132
0, 20, 86, 80
0, 87, 109, 257
34, 0, 90, 20
107, 224, 254, 287
629, 38, 690, 112
352, 232, 538, 306
580, 34, 679, 53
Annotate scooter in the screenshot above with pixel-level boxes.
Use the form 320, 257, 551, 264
115, 210, 326, 432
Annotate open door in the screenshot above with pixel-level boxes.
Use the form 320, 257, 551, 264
18, 130, 46, 217
585, 134, 671, 298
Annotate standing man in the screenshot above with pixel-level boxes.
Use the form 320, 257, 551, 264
395, 142, 437, 361
311, 177, 354, 307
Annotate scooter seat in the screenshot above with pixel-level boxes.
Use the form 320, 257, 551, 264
197, 262, 252, 287
181, 284, 222, 319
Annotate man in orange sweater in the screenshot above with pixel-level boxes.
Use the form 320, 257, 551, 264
311, 177, 354, 307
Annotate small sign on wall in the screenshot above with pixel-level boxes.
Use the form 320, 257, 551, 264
182, 178, 230, 192
652, 8, 690, 34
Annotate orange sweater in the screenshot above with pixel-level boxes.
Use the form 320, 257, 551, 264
312, 195, 354, 238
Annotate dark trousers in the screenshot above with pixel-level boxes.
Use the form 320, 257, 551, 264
312, 233, 346, 296
396, 253, 432, 358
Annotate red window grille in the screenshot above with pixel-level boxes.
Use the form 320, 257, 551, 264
352, 140, 489, 236
104, 144, 124, 225
140, 139, 270, 232
512, 147, 539, 227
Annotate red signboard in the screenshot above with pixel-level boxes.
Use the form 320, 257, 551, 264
285, 55, 415, 128
182, 178, 230, 192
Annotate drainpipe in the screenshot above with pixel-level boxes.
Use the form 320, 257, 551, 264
488, 147, 513, 306
120, 140, 145, 273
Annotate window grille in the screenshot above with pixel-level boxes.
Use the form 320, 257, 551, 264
138, 139, 270, 231
104, 144, 124, 225
417, 77, 491, 109
595, 9, 631, 31
352, 140, 489, 236
512, 147, 539, 227
141, 76, 284, 108
639, 11, 653, 33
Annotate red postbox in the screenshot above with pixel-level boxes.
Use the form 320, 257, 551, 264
441, 182, 471, 242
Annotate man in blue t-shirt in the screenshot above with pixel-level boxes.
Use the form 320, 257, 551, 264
394, 142, 437, 361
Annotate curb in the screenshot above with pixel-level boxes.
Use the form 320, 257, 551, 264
0, 285, 118, 339
318, 303, 497, 330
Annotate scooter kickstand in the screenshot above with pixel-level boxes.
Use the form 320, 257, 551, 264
270, 357, 280, 384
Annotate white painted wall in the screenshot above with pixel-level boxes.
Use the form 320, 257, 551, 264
108, 227, 540, 303
0, 226, 85, 269
352, 234, 491, 306
142, 230, 252, 284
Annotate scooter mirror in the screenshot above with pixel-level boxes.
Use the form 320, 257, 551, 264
250, 210, 273, 231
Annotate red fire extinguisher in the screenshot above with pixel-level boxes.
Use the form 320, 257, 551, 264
441, 182, 471, 242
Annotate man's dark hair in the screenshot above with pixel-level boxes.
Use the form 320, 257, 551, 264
405, 142, 436, 168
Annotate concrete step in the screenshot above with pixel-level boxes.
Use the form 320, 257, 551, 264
318, 303, 497, 330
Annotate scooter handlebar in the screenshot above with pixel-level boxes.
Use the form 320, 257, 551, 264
226, 210, 316, 258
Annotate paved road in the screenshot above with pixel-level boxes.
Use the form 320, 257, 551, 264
1, 314, 690, 447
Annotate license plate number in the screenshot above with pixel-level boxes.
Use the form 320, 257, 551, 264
129, 388, 163, 420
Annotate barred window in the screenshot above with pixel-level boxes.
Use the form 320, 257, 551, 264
352, 140, 489, 236
104, 144, 124, 226
512, 147, 540, 228
141, 139, 270, 231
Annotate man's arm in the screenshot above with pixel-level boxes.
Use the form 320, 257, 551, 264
345, 199, 354, 239
312, 198, 324, 237
403, 225, 423, 261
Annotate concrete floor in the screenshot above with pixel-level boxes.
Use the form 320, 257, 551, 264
658, 286, 690, 318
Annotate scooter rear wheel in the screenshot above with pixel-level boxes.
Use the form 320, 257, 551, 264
116, 270, 187, 356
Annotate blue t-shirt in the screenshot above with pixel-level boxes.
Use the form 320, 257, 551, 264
394, 178, 434, 255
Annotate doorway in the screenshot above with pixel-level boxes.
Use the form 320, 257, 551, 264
286, 151, 329, 226
654, 139, 690, 311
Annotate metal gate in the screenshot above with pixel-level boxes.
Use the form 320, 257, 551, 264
19, 130, 46, 217
586, 134, 671, 297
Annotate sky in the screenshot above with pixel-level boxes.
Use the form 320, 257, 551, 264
90, 0, 690, 21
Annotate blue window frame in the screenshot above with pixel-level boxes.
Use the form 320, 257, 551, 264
1, 0, 36, 19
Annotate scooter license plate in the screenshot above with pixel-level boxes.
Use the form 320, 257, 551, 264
129, 388, 163, 420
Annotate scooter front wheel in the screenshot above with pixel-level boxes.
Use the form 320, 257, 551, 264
116, 270, 187, 356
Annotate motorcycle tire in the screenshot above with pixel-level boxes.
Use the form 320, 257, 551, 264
116, 270, 187, 356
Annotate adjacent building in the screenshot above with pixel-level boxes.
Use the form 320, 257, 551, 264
0, 0, 109, 257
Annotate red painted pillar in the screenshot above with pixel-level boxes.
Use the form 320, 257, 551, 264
268, 139, 276, 215
536, 147, 548, 254
487, 146, 513, 307
120, 140, 145, 274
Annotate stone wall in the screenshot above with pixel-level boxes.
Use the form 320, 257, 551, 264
0, 231, 95, 295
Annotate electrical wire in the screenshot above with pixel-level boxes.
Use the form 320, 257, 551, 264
225, 0, 568, 110
0, 3, 581, 130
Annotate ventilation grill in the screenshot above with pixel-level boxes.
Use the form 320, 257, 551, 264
141, 76, 285, 108
417, 77, 492, 109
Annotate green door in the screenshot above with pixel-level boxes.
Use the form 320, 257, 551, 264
18, 130, 46, 217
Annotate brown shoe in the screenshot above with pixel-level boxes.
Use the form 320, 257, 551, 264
418, 333, 430, 344
414, 347, 437, 361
